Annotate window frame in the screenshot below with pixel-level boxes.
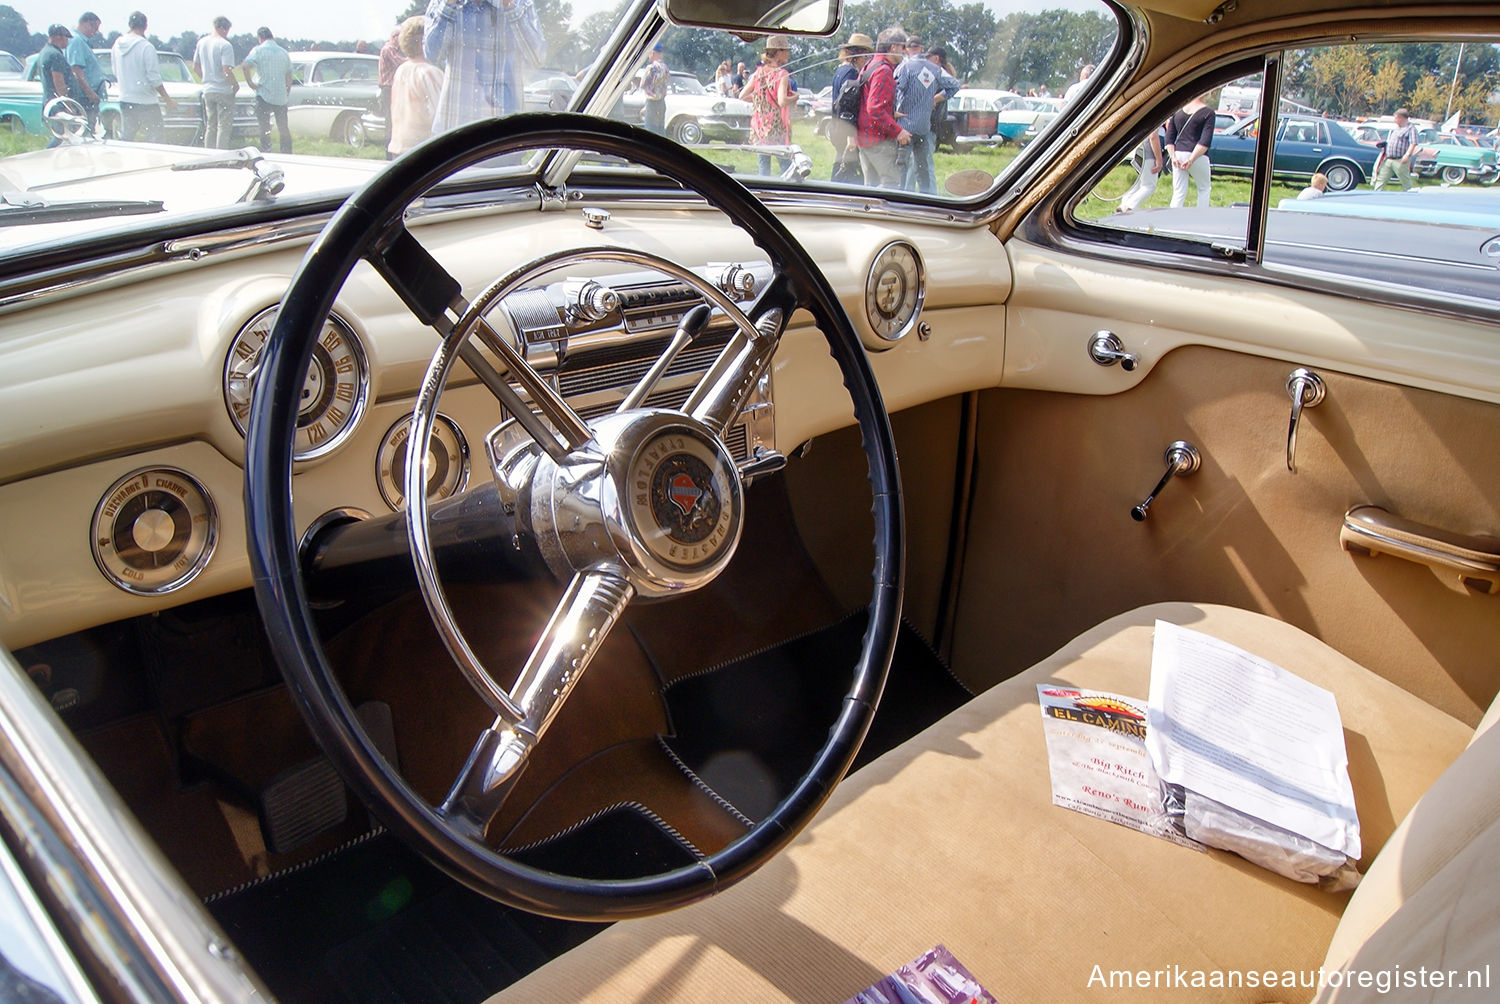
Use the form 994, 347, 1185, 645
1038, 40, 1500, 325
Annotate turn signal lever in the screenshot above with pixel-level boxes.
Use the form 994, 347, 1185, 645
1131, 441, 1201, 522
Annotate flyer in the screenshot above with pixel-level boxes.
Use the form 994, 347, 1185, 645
843, 944, 996, 1004
1038, 684, 1204, 850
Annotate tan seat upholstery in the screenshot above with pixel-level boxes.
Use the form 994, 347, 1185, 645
493, 603, 1475, 1003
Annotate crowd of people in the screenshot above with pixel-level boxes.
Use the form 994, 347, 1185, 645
823, 27, 960, 192
35, 1, 548, 159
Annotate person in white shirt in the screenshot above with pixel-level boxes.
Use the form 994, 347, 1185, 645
193, 16, 239, 149
1063, 63, 1094, 106
1297, 172, 1328, 199
111, 11, 176, 142
388, 16, 445, 157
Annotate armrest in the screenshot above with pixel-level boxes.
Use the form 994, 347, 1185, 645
1340, 505, 1500, 595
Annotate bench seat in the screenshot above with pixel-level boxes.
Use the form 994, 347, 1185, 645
494, 603, 1480, 1003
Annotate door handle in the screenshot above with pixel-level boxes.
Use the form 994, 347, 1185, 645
1285, 368, 1325, 472
1341, 505, 1500, 594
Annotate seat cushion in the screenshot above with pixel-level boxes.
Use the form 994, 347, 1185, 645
493, 603, 1472, 1004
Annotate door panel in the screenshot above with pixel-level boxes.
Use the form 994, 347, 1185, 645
952, 343, 1500, 725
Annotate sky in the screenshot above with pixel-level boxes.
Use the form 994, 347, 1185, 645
10, 0, 1104, 46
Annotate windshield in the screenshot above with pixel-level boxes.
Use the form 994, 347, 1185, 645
0, 0, 1120, 258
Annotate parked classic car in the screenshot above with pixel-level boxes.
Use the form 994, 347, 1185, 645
0, 50, 22, 79
93, 48, 258, 146
937, 87, 1017, 151
1209, 113, 1381, 191
1410, 129, 1500, 184
618, 69, 751, 143
0, 0, 1497, 1001
285, 51, 387, 148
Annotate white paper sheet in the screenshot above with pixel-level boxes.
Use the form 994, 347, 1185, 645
1145, 621, 1360, 859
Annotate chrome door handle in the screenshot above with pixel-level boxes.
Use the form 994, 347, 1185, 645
1088, 330, 1137, 371
1285, 368, 1326, 473
1132, 441, 1200, 522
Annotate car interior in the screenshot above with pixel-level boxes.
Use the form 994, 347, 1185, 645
0, 0, 1496, 1001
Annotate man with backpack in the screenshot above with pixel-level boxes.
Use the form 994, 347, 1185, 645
828, 32, 872, 183
852, 27, 911, 189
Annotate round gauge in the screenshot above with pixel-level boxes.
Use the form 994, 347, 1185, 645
91, 468, 217, 595
223, 306, 369, 461
376, 414, 470, 511
863, 241, 925, 343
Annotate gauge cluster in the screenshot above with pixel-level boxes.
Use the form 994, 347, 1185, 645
223, 306, 370, 461
863, 241, 926, 346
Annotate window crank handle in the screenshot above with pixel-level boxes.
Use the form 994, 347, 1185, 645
1131, 441, 1201, 522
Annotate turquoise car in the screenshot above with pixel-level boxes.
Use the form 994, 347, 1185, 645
0, 54, 120, 135
1411, 129, 1499, 185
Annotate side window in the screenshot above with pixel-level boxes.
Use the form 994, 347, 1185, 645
1072, 41, 1499, 305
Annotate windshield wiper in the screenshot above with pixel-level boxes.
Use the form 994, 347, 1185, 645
170, 148, 287, 203
0, 191, 164, 227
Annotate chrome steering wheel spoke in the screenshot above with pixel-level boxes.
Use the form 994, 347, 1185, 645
438, 569, 634, 838
685, 271, 795, 439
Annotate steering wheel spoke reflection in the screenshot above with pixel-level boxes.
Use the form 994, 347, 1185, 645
438, 569, 635, 839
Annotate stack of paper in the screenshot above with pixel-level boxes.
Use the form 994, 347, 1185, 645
1145, 621, 1360, 886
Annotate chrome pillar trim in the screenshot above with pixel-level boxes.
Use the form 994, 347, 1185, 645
0, 646, 271, 1002
1285, 368, 1326, 473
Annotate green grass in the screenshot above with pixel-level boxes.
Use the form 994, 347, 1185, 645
694, 118, 1023, 191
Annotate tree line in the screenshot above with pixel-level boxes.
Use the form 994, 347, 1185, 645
1286, 43, 1498, 125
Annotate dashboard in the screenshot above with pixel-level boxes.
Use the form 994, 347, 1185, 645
0, 202, 1013, 649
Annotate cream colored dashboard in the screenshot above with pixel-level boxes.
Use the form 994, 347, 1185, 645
0, 206, 1012, 649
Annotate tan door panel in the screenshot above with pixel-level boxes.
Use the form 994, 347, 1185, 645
952, 345, 1500, 725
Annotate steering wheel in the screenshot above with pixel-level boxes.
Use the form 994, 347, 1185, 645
245, 113, 902, 921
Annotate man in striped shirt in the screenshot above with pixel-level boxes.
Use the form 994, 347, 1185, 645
1373, 108, 1417, 191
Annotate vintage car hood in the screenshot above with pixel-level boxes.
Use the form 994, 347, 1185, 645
0, 141, 381, 250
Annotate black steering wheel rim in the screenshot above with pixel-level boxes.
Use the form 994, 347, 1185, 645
246, 112, 903, 920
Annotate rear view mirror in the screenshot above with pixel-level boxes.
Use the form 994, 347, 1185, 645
660, 0, 839, 36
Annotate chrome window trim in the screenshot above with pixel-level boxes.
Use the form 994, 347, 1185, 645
0, 647, 270, 1002
1034, 24, 1500, 327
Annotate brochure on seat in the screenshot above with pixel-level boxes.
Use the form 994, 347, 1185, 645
1037, 685, 1205, 850
843, 944, 996, 1004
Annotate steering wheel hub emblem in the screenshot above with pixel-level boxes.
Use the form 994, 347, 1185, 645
627, 426, 739, 572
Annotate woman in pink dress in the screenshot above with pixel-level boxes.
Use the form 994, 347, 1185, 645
741, 35, 796, 175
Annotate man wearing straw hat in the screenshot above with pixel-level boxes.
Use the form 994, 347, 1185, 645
828, 31, 872, 182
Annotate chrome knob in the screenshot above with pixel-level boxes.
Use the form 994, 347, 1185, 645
581, 207, 610, 230
1132, 441, 1201, 522
718, 264, 756, 300
571, 280, 619, 322
1089, 330, 1138, 371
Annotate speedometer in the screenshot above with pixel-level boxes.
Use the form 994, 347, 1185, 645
863, 241, 925, 344
223, 306, 369, 461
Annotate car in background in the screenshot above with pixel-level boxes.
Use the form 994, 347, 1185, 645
93, 47, 257, 145
995, 94, 1062, 144
1410, 129, 1499, 185
0, 50, 23, 79
286, 51, 386, 148
523, 69, 578, 112
937, 88, 1018, 152
618, 69, 750, 144
1209, 114, 1379, 191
